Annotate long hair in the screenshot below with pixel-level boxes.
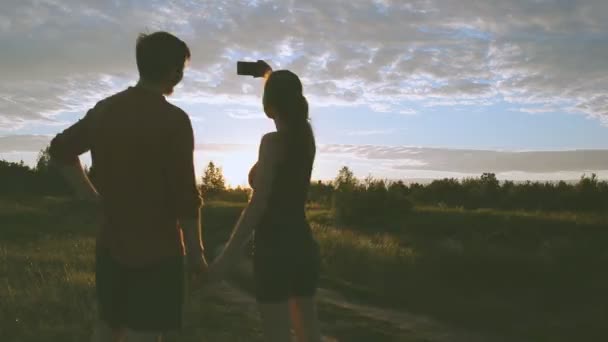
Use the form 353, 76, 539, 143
263, 70, 316, 159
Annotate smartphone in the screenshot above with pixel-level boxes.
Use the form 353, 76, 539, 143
237, 60, 272, 78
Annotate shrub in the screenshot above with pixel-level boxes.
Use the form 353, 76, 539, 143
332, 169, 413, 227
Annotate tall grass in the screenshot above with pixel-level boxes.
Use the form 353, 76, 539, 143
0, 197, 264, 342
312, 206, 608, 341
4, 196, 608, 341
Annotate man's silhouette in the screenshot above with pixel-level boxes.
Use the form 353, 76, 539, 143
49, 31, 206, 342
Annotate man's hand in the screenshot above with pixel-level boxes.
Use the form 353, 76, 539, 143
181, 211, 206, 294
187, 256, 209, 294
77, 192, 102, 205
50, 158, 100, 202
69, 193, 102, 217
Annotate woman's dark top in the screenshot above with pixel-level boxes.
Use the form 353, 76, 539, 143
249, 131, 320, 302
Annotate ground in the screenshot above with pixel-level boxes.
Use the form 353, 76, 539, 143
2, 196, 607, 341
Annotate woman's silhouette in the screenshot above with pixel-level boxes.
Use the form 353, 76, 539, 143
213, 70, 322, 342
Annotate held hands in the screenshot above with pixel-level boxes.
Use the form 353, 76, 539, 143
77, 191, 101, 205
187, 254, 209, 294
187, 255, 229, 292
70, 191, 102, 214
187, 242, 237, 295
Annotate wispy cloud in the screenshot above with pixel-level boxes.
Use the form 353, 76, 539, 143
319, 144, 608, 174
346, 129, 396, 136
1, 0, 608, 129
2, 135, 607, 181
225, 108, 265, 120
398, 108, 417, 115
194, 143, 252, 152
0, 134, 51, 153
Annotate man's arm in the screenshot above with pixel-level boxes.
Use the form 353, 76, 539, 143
49, 107, 99, 201
181, 212, 206, 267
53, 160, 99, 201
167, 113, 206, 270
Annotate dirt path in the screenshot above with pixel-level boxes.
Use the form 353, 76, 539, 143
221, 260, 503, 342
204, 277, 500, 342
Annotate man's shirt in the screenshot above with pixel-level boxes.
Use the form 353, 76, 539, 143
50, 86, 202, 266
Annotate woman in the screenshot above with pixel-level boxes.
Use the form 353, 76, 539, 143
212, 70, 322, 342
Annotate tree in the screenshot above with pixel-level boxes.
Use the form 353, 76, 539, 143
0, 159, 37, 194
34, 146, 68, 195
201, 161, 226, 198
35, 146, 52, 173
332, 168, 412, 228
334, 166, 357, 191
388, 180, 408, 196
308, 180, 334, 205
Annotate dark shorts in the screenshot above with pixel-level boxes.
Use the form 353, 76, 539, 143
95, 248, 185, 331
253, 238, 321, 303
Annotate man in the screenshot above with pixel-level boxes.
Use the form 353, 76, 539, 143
49, 31, 206, 342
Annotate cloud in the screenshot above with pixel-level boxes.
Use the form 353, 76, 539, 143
319, 144, 608, 174
346, 129, 396, 136
2, 135, 607, 181
398, 108, 417, 115
194, 143, 251, 152
0, 73, 133, 129
0, 134, 51, 153
224, 108, 266, 120
1, 0, 608, 129
0, 134, 253, 155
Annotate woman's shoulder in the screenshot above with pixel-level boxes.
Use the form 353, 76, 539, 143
261, 131, 281, 143
260, 132, 284, 153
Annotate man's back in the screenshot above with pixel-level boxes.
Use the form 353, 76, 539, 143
50, 86, 202, 266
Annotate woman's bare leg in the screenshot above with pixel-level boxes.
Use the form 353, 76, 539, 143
289, 296, 321, 342
258, 301, 292, 342
126, 331, 163, 342
90, 320, 126, 342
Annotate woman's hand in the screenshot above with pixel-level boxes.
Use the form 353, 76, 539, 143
206, 245, 232, 283
257, 60, 272, 78
187, 256, 209, 294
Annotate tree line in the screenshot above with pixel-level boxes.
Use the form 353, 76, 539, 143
2, 148, 606, 216
0, 148, 69, 196
0, 149, 250, 201
321, 168, 608, 221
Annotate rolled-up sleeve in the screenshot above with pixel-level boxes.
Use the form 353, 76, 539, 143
167, 112, 203, 219
49, 106, 95, 165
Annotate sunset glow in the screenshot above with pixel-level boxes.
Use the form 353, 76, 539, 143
1, 1, 607, 183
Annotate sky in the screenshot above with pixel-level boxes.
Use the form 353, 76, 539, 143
1, 0, 608, 185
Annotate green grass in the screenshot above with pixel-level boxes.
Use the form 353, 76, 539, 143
3, 196, 608, 341
0, 197, 264, 342
313, 205, 608, 341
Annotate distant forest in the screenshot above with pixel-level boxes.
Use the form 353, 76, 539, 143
2, 148, 607, 218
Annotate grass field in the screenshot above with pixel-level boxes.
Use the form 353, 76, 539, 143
2, 196, 608, 341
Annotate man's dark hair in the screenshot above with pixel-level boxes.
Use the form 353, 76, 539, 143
136, 32, 191, 82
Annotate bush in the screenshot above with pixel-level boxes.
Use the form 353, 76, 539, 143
209, 186, 251, 203
0, 147, 69, 196
333, 172, 413, 227
308, 180, 334, 206
408, 173, 608, 212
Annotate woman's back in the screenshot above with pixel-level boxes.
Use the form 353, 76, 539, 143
250, 131, 315, 246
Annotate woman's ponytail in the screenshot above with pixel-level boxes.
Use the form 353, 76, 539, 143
264, 70, 316, 157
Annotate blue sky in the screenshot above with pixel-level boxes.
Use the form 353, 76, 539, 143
1, 0, 608, 185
